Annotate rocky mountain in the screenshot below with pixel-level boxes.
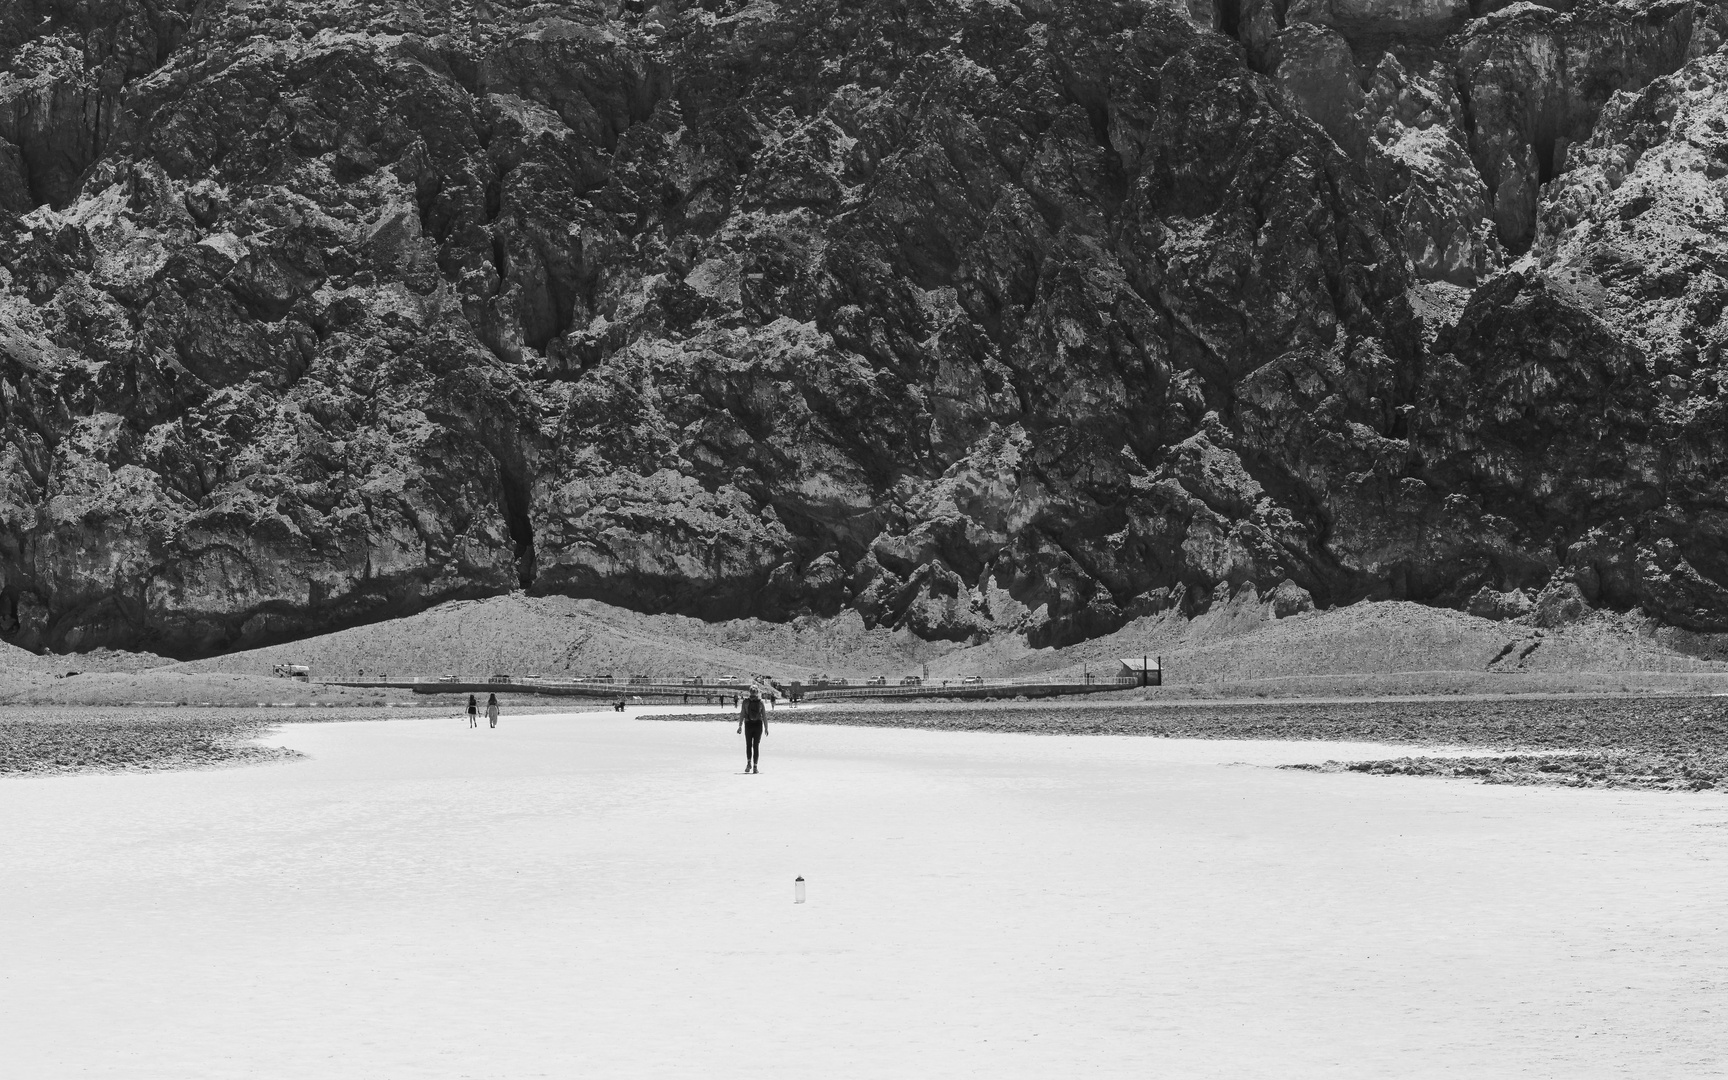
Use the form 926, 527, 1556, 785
2, 0, 1726, 658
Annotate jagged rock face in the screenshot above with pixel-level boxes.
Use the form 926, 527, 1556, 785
1219, 0, 1717, 282
1267, 23, 1366, 155
0, 1, 189, 212
0, 0, 1727, 655
1456, 0, 1699, 252
1362, 54, 1504, 286
1285, 0, 1469, 36
1420, 51, 1728, 630
1, 10, 540, 653
1187, 0, 1728, 633
528, 0, 1422, 648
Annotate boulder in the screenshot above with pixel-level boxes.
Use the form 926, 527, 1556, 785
1466, 586, 1535, 621
1269, 579, 1317, 617
1533, 580, 1590, 626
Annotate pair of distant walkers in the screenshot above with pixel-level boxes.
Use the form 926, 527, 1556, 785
737, 687, 767, 773
467, 693, 499, 729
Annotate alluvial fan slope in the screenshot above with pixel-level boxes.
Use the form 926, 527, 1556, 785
2, 0, 1727, 658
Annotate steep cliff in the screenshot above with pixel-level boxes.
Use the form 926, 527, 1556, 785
1422, 49, 1728, 630
2, 0, 1727, 656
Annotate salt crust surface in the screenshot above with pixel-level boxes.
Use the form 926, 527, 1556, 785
2, 705, 1724, 1078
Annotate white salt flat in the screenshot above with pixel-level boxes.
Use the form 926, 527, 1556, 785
2, 706, 1723, 1079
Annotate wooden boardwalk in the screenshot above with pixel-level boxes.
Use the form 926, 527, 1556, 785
316, 674, 1150, 703
317, 677, 757, 703
801, 677, 1141, 702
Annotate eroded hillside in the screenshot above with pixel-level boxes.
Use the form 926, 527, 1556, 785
2, 0, 1726, 656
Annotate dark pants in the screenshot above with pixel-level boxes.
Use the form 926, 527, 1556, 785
744, 721, 762, 767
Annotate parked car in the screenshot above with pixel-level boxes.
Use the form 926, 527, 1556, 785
867, 676, 888, 687
899, 675, 922, 687
438, 674, 461, 683
682, 676, 705, 686
961, 675, 984, 686
629, 675, 652, 685
488, 673, 514, 683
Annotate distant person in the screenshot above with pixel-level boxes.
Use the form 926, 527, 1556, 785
467, 694, 478, 729
486, 692, 500, 729
737, 687, 767, 773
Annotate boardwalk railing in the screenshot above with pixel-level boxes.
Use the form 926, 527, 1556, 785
801, 675, 1144, 702
314, 676, 765, 700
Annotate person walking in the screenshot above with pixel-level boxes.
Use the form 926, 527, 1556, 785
737, 686, 767, 773
467, 694, 478, 729
486, 692, 500, 730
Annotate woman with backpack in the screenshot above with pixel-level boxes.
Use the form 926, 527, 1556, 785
736, 687, 766, 773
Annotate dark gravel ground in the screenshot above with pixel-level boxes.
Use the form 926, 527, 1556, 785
751, 695, 1728, 791
0, 710, 298, 775
0, 702, 622, 776
1285, 752, 1727, 791
0, 705, 465, 776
